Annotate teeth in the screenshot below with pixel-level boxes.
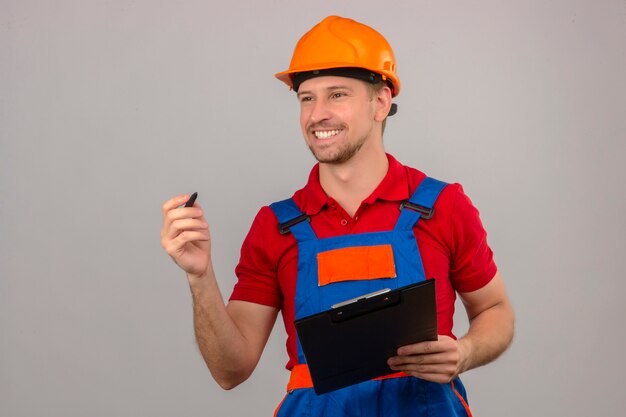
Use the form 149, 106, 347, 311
314, 129, 340, 139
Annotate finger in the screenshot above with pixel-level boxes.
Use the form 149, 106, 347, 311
162, 195, 192, 229
389, 361, 456, 374
388, 352, 455, 367
397, 336, 455, 356
165, 218, 209, 241
162, 194, 191, 214
163, 230, 211, 255
397, 342, 444, 356
166, 208, 206, 224
184, 202, 206, 220
161, 218, 207, 243
163, 205, 206, 230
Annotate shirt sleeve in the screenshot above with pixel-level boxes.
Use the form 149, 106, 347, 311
230, 206, 283, 308
446, 184, 498, 293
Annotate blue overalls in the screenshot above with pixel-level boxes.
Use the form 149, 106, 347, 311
270, 177, 472, 417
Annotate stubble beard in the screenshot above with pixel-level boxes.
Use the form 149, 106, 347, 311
307, 124, 373, 164
308, 140, 365, 164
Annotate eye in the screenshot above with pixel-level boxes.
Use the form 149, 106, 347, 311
331, 92, 346, 99
299, 95, 313, 103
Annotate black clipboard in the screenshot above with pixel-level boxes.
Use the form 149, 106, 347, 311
294, 279, 437, 395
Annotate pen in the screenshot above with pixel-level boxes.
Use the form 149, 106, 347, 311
184, 192, 198, 207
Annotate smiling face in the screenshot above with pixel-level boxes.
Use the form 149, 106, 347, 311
297, 76, 388, 164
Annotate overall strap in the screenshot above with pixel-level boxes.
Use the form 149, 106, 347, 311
395, 177, 448, 231
269, 198, 317, 241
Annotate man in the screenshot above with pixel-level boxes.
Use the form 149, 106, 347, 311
160, 15, 514, 416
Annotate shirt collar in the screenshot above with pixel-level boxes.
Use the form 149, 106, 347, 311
295, 154, 411, 215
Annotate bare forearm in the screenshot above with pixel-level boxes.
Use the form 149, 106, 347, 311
458, 300, 515, 373
160, 195, 274, 389
188, 267, 257, 389
387, 273, 514, 383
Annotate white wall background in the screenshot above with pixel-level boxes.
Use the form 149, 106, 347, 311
2, 1, 625, 415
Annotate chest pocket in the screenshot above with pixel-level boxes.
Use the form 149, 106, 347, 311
317, 244, 396, 286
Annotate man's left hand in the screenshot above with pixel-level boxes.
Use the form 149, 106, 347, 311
387, 335, 469, 384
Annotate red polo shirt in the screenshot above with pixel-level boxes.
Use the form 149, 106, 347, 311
230, 154, 497, 371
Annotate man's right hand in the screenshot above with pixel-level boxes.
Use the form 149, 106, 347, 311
160, 194, 211, 277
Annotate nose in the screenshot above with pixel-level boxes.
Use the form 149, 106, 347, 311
307, 98, 332, 125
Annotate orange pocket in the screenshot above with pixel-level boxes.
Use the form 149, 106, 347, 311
317, 244, 396, 286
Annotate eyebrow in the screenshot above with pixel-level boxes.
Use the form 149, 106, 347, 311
297, 84, 354, 98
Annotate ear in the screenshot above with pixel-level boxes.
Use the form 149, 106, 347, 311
373, 85, 393, 122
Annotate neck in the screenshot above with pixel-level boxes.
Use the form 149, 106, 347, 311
319, 145, 389, 217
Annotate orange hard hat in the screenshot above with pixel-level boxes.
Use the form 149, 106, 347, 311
275, 16, 401, 97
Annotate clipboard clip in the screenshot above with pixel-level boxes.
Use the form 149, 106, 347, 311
330, 288, 401, 323
331, 288, 391, 309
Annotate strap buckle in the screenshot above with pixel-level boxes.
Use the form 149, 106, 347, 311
278, 214, 311, 235
399, 201, 434, 220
